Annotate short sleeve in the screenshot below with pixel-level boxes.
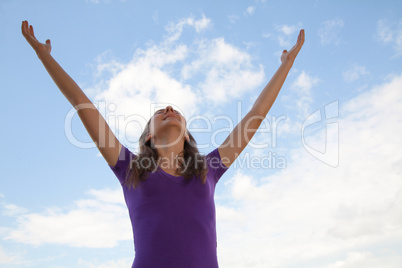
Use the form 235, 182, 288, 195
206, 148, 230, 184
108, 144, 137, 185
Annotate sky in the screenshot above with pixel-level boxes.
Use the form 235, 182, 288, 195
1, 0, 402, 267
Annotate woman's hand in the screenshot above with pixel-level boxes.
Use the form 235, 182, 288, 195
21, 20, 52, 57
281, 29, 305, 64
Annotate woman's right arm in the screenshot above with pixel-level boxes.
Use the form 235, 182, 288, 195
21, 20, 122, 167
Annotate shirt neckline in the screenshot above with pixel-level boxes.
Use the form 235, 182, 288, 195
157, 165, 186, 183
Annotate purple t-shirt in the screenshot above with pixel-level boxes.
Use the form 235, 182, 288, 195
108, 145, 229, 268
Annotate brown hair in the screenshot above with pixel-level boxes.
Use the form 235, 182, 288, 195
122, 117, 208, 189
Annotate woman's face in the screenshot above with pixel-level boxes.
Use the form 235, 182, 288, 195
147, 106, 188, 142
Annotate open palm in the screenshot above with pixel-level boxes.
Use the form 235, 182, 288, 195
21, 20, 51, 55
281, 29, 305, 63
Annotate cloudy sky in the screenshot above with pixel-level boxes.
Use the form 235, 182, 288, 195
1, 0, 402, 267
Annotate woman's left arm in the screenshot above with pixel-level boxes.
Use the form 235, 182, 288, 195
218, 29, 305, 168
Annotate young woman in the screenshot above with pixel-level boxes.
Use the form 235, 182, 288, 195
21, 20, 304, 268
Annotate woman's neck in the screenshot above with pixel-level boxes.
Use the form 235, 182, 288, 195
153, 130, 186, 170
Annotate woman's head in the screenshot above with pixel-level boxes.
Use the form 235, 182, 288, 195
123, 105, 208, 189
143, 105, 190, 149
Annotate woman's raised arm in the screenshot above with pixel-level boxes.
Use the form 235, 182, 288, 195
21, 20, 122, 167
218, 29, 305, 168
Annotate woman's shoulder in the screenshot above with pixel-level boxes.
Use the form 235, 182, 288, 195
205, 147, 219, 159
108, 144, 137, 170
204, 147, 229, 184
205, 148, 227, 169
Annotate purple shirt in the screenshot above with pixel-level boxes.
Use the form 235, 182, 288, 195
108, 145, 229, 268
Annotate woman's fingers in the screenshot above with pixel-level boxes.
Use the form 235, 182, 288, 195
22, 21, 37, 41
299, 29, 305, 45
21, 20, 27, 36
295, 30, 304, 52
30, 25, 35, 37
22, 20, 40, 49
293, 30, 304, 51
22, 21, 31, 38
25, 21, 29, 34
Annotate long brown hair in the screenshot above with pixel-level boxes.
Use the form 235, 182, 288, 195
122, 117, 208, 189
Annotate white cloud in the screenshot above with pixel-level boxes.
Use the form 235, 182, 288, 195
0, 244, 16, 264
376, 19, 402, 57
292, 70, 319, 95
277, 36, 290, 47
343, 64, 370, 82
182, 38, 265, 104
194, 14, 211, 32
0, 246, 60, 267
262, 32, 271, 38
377, 19, 394, 43
152, 11, 158, 23
277, 25, 297, 36
165, 14, 211, 42
265, 23, 302, 48
2, 203, 28, 216
78, 257, 133, 268
86, 188, 125, 204
3, 188, 131, 248
215, 73, 402, 267
246, 6, 255, 15
318, 18, 345, 46
83, 15, 264, 148
281, 70, 320, 120
228, 14, 240, 24
325, 251, 402, 268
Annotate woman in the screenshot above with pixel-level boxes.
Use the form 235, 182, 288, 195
21, 20, 304, 268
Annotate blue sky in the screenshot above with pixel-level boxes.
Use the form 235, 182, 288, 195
1, 0, 402, 267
